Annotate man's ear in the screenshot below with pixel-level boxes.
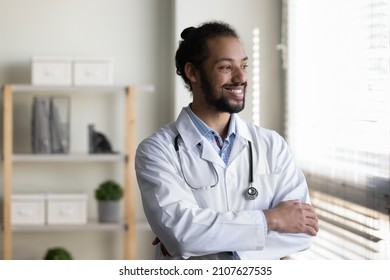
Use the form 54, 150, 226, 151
184, 62, 198, 84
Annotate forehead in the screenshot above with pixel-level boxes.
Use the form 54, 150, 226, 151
205, 36, 247, 62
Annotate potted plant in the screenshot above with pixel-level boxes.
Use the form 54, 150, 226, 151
95, 179, 123, 223
43, 247, 73, 260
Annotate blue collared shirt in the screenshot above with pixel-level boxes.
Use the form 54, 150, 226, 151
185, 105, 236, 165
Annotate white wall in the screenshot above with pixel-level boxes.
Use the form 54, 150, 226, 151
0, 0, 173, 260
0, 0, 282, 260
174, 0, 283, 133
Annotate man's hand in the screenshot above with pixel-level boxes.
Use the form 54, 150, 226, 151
152, 237, 171, 256
263, 200, 319, 236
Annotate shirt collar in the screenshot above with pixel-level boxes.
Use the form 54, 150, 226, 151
185, 105, 237, 138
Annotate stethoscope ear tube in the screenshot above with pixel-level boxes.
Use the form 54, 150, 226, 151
248, 141, 253, 184
174, 134, 181, 151
246, 141, 258, 200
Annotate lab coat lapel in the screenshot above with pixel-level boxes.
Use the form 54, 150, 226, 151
175, 107, 225, 167
228, 137, 246, 165
200, 140, 225, 167
228, 114, 253, 165
175, 108, 203, 149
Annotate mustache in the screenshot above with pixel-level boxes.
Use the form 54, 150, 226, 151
223, 82, 247, 87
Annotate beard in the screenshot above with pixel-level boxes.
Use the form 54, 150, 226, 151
199, 69, 246, 114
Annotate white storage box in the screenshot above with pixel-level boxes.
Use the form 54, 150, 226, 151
73, 57, 113, 85
47, 193, 88, 224
11, 194, 45, 225
31, 57, 72, 85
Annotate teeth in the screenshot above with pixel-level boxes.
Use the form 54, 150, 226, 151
228, 89, 242, 94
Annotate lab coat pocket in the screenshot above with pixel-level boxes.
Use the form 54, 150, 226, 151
253, 174, 279, 209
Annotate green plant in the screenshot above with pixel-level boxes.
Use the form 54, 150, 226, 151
43, 247, 73, 260
95, 180, 123, 201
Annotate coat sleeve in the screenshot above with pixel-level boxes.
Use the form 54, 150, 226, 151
237, 131, 314, 259
135, 134, 267, 258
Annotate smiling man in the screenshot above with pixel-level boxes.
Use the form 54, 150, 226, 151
188, 35, 248, 139
135, 21, 318, 260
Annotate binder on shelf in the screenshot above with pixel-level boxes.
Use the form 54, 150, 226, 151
49, 97, 69, 153
32, 97, 51, 154
32, 98, 40, 153
32, 96, 70, 154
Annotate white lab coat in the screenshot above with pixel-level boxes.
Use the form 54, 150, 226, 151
135, 107, 313, 260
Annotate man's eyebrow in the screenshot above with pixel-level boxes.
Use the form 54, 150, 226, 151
216, 56, 249, 63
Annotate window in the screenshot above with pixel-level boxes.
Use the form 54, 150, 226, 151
283, 0, 390, 259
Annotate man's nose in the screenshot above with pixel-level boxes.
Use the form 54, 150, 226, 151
232, 67, 247, 84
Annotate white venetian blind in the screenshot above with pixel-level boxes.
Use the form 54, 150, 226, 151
283, 0, 390, 259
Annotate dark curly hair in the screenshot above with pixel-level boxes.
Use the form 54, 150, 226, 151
175, 21, 239, 91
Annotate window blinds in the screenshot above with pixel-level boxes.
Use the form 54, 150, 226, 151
283, 0, 390, 259
286, 0, 389, 189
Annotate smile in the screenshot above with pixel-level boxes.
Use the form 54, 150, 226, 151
223, 86, 245, 99
227, 89, 242, 94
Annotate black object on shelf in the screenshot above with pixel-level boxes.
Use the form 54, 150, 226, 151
88, 124, 116, 154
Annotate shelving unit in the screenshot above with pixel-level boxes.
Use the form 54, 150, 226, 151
1, 84, 138, 260
12, 222, 124, 232
12, 154, 125, 162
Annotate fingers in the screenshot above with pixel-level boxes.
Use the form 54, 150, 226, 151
305, 216, 319, 236
152, 237, 171, 256
266, 200, 320, 235
305, 225, 318, 236
160, 243, 171, 256
152, 237, 160, 245
299, 203, 318, 220
302, 204, 319, 236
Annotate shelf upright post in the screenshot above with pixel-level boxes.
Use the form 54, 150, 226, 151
124, 86, 137, 259
2, 84, 13, 260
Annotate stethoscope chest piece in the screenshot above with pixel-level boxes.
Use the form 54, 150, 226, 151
246, 186, 258, 200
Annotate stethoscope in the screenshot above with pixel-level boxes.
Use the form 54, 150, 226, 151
174, 134, 258, 200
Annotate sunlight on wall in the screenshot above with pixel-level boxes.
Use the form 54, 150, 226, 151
251, 27, 260, 126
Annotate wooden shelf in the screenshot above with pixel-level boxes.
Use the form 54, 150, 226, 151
7, 221, 151, 233
12, 153, 125, 162
11, 222, 125, 232
5, 84, 154, 94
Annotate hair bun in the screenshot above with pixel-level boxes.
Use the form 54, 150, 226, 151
180, 27, 196, 39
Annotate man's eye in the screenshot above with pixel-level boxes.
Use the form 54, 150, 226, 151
219, 65, 232, 71
242, 64, 249, 70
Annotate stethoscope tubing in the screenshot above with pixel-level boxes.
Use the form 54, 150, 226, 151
174, 134, 258, 199
175, 134, 219, 190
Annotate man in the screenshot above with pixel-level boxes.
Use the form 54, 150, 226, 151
135, 21, 318, 260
